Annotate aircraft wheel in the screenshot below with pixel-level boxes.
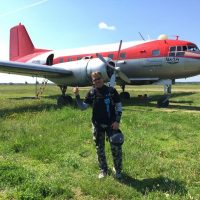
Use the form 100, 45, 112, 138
57, 95, 73, 107
157, 96, 169, 108
120, 92, 130, 99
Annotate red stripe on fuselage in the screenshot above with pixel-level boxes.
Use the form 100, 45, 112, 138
14, 49, 51, 62
52, 39, 197, 64
15, 39, 199, 64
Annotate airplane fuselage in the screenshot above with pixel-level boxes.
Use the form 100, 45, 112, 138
15, 39, 200, 86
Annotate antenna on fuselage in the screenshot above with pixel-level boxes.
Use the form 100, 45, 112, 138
138, 32, 145, 41
175, 35, 180, 40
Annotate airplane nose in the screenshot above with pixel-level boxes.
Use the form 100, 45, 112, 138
183, 51, 200, 74
184, 51, 200, 58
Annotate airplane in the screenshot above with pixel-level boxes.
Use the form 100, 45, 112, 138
1, 23, 200, 107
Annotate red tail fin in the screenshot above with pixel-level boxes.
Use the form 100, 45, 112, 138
9, 23, 35, 61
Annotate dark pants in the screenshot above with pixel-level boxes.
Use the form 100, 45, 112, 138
92, 123, 122, 173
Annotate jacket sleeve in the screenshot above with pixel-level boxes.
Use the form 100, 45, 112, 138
75, 95, 89, 110
112, 88, 122, 123
115, 102, 122, 123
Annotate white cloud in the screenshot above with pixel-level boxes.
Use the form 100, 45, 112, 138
98, 22, 116, 31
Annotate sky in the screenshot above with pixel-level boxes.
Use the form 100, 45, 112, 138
0, 0, 200, 83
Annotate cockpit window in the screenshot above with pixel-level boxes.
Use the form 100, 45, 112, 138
183, 46, 187, 51
169, 45, 196, 57
169, 44, 199, 57
169, 46, 176, 56
169, 45, 199, 54
170, 46, 176, 52
188, 45, 199, 51
177, 46, 182, 51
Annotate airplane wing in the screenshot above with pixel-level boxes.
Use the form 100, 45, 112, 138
0, 60, 72, 78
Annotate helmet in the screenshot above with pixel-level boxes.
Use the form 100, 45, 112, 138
109, 130, 124, 146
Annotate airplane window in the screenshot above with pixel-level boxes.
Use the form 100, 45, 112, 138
120, 53, 126, 59
67, 58, 72, 62
169, 52, 175, 57
152, 49, 160, 56
170, 46, 176, 52
108, 54, 114, 59
177, 46, 182, 51
188, 45, 199, 51
96, 54, 102, 58
77, 57, 82, 60
60, 58, 64, 63
183, 46, 187, 51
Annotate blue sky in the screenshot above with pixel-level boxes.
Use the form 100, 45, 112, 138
0, 0, 200, 83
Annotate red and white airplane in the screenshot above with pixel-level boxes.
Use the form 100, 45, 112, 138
1, 23, 200, 107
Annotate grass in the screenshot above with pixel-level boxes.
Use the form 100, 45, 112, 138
0, 83, 200, 199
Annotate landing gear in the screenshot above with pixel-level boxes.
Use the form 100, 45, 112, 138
57, 95, 73, 106
120, 92, 130, 99
119, 84, 130, 100
157, 95, 170, 108
57, 86, 73, 106
157, 81, 172, 108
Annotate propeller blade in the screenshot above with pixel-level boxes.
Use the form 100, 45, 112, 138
116, 40, 122, 62
96, 53, 115, 70
96, 53, 130, 83
109, 73, 116, 87
118, 71, 130, 83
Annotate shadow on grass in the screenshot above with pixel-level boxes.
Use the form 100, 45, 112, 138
121, 92, 200, 111
9, 96, 38, 100
0, 104, 56, 118
8, 94, 60, 100
3, 91, 200, 117
0, 95, 79, 117
120, 174, 187, 196
0, 98, 76, 118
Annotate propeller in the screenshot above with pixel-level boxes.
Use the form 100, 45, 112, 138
109, 40, 123, 87
96, 53, 116, 70
96, 40, 130, 87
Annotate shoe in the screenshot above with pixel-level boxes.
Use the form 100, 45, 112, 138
98, 170, 107, 179
112, 167, 116, 173
112, 167, 122, 179
115, 172, 122, 179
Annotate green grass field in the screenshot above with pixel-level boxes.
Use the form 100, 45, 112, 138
0, 84, 199, 200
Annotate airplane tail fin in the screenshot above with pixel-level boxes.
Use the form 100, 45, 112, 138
9, 23, 49, 61
9, 23, 35, 61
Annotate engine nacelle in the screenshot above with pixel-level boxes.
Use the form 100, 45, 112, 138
49, 57, 114, 86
